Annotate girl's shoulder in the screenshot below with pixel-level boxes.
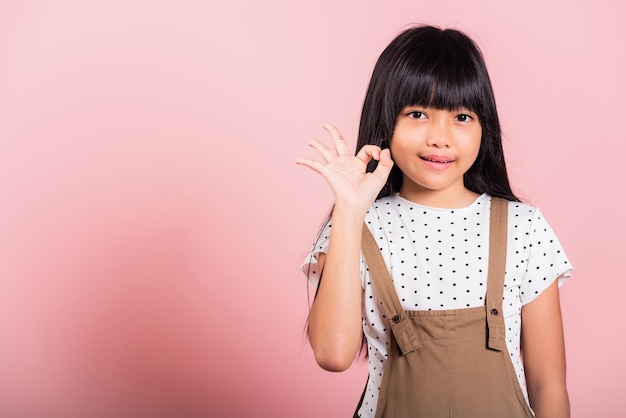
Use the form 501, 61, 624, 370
503, 200, 568, 255
505, 199, 545, 227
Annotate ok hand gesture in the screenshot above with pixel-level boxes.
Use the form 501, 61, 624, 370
296, 123, 394, 216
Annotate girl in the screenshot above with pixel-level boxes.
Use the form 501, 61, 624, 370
297, 26, 572, 418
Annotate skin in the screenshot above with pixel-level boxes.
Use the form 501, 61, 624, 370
522, 280, 570, 417
296, 109, 569, 417
296, 123, 394, 371
390, 106, 482, 208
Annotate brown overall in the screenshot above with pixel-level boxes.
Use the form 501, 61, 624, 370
356, 198, 535, 418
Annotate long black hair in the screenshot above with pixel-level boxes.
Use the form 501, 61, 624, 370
358, 25, 519, 202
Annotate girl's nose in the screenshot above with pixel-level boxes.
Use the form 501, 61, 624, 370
426, 122, 451, 148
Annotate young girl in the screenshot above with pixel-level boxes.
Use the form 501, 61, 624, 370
297, 26, 572, 418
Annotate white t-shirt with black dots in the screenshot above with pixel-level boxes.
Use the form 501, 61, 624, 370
303, 194, 572, 418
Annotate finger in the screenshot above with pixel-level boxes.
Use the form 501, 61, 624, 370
323, 123, 352, 156
355, 144, 382, 164
371, 148, 394, 182
307, 139, 337, 162
295, 157, 326, 174
377, 148, 394, 168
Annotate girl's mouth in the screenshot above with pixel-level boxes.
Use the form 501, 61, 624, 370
419, 155, 454, 170
420, 156, 453, 163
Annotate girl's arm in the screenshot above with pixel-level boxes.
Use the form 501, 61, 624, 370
521, 279, 570, 418
307, 208, 365, 371
297, 124, 393, 372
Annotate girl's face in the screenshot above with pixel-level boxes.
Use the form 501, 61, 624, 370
390, 106, 482, 208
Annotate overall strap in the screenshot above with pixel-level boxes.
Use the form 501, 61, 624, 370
361, 224, 421, 355
485, 197, 508, 350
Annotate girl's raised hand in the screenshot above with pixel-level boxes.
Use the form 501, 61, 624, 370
296, 123, 394, 215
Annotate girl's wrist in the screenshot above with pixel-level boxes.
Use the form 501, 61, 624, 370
331, 206, 368, 227
332, 204, 369, 219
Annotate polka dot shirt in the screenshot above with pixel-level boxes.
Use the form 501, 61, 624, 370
304, 194, 573, 418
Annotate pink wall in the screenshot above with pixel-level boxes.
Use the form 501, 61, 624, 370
0, 1, 623, 417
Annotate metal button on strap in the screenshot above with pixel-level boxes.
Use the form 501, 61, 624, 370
392, 315, 400, 323
490, 308, 499, 316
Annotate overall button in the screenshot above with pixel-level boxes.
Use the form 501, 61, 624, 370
392, 315, 400, 323
490, 308, 499, 316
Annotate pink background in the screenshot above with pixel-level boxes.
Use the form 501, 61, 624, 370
0, 1, 624, 417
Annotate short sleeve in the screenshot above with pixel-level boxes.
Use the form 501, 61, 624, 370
520, 208, 573, 305
301, 219, 332, 288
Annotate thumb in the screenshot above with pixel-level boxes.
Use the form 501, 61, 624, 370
372, 148, 394, 181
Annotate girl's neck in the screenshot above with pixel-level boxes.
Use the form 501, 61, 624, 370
397, 187, 480, 209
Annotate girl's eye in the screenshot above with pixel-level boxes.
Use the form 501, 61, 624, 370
408, 111, 425, 119
455, 114, 474, 122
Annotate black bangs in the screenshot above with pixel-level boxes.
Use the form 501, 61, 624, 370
386, 29, 487, 117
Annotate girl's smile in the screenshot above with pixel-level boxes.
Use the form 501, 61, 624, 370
419, 154, 455, 170
390, 106, 482, 207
